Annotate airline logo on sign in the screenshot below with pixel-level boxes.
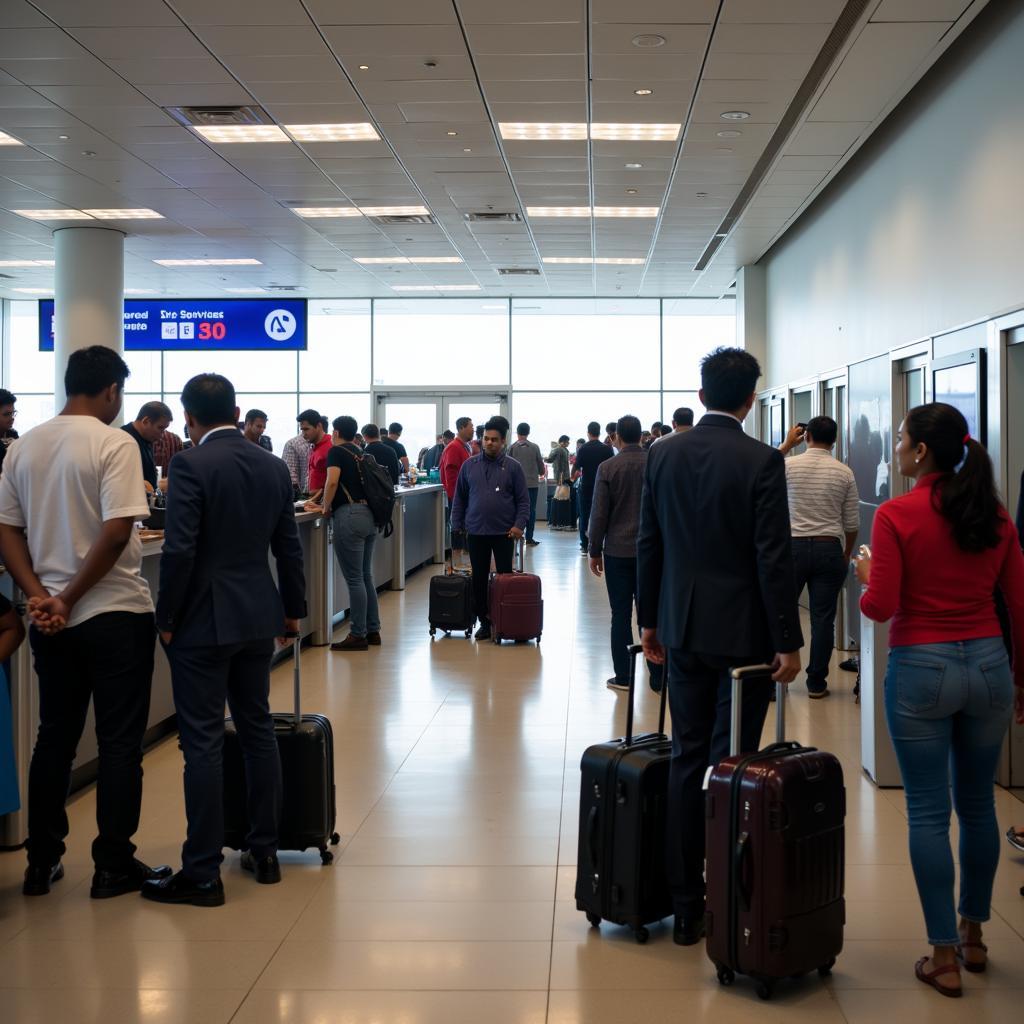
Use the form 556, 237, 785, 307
265, 309, 297, 341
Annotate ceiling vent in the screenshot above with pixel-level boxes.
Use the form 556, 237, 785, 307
497, 267, 540, 276
164, 104, 275, 128
267, 284, 302, 291
367, 213, 436, 225
464, 211, 523, 223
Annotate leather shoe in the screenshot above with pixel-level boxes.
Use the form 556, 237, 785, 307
241, 851, 281, 885
23, 861, 64, 896
331, 633, 368, 651
673, 915, 706, 946
366, 631, 382, 646
91, 858, 173, 899
141, 870, 225, 907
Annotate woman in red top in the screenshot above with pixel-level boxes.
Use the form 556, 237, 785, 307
857, 402, 1024, 998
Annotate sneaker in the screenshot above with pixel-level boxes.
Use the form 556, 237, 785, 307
526, 539, 540, 547
839, 657, 859, 673
366, 631, 382, 646
331, 633, 368, 651
606, 677, 629, 692
808, 687, 830, 700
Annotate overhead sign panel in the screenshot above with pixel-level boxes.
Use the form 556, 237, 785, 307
38, 298, 307, 351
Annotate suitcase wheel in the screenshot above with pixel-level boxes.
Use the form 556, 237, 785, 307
633, 926, 649, 945
444, 629, 451, 636
585, 912, 601, 929
818, 958, 836, 977
756, 981, 774, 1001
330, 832, 341, 845
429, 627, 436, 637
465, 630, 471, 638
320, 848, 334, 865
716, 966, 735, 987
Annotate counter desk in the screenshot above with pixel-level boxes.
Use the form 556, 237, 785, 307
0, 484, 445, 849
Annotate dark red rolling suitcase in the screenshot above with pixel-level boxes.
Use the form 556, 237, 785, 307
223, 636, 341, 864
488, 540, 542, 643
705, 666, 845, 1000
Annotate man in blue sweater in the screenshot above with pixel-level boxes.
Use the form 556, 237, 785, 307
450, 415, 530, 641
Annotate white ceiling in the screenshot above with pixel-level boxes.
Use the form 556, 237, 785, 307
0, 0, 990, 299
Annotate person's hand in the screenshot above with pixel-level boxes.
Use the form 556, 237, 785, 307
642, 627, 665, 665
589, 556, 603, 578
1015, 686, 1024, 726
772, 651, 801, 683
28, 594, 70, 635
158, 478, 169, 493
780, 425, 805, 454
539, 474, 547, 483
159, 630, 173, 646
854, 551, 871, 586
303, 500, 323, 513
508, 526, 524, 540
277, 618, 301, 648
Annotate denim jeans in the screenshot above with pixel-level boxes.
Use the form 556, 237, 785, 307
603, 554, 663, 689
884, 638, 1012, 945
333, 503, 380, 637
579, 487, 593, 549
792, 538, 848, 691
526, 487, 539, 542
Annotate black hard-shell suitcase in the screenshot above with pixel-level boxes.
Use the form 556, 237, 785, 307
223, 635, 341, 864
548, 485, 575, 530
429, 561, 475, 637
575, 645, 672, 943
705, 666, 845, 1000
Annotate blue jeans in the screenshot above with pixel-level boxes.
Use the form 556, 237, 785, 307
884, 638, 1012, 945
333, 503, 380, 637
526, 487, 538, 542
791, 538, 848, 691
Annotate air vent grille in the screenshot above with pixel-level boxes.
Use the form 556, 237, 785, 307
465, 212, 523, 223
267, 284, 301, 291
368, 214, 436, 225
164, 105, 275, 128
497, 267, 540, 276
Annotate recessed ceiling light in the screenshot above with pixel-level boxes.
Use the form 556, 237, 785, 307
625, 188, 638, 195
526, 206, 590, 218
716, 147, 733, 152
525, 206, 658, 218
591, 123, 680, 141
446, 130, 458, 136
13, 287, 51, 294
154, 258, 262, 266
625, 162, 643, 169
720, 111, 750, 120
192, 124, 290, 143
0, 259, 55, 267
463, 147, 472, 152
714, 232, 728, 238
358, 205, 430, 217
717, 130, 742, 138
224, 287, 266, 293
499, 122, 587, 141
358, 64, 369, 70
57, 134, 69, 141
634, 88, 654, 96
0, 131, 23, 146
435, 284, 480, 291
82, 150, 96, 157
543, 257, 645, 265
631, 33, 666, 47
695, 192, 708, 198
285, 123, 379, 142
354, 256, 462, 264
594, 206, 659, 218
291, 207, 363, 218
11, 208, 93, 220
82, 208, 163, 219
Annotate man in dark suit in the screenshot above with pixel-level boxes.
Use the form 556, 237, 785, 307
638, 347, 802, 946
143, 374, 306, 907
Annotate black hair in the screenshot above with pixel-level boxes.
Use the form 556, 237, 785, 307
442, 429, 455, 441
64, 345, 130, 398
904, 402, 1003, 553
616, 415, 642, 445
244, 408, 268, 425
476, 424, 485, 439
332, 415, 357, 441
297, 408, 321, 429
484, 415, 509, 440
558, 434, 570, 443
651, 421, 663, 432
138, 400, 172, 423
605, 421, 616, 436
806, 415, 837, 446
672, 407, 694, 427
0, 388, 16, 407
455, 416, 471, 431
181, 373, 236, 427
388, 421, 403, 435
700, 347, 761, 412
320, 416, 329, 432
361, 423, 380, 439
516, 422, 530, 436
587, 420, 601, 437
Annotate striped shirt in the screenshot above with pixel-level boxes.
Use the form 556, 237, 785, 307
784, 448, 859, 542
281, 434, 310, 494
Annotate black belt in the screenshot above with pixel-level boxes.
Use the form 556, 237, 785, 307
793, 535, 840, 543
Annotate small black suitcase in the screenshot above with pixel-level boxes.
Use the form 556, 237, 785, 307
223, 635, 341, 864
575, 645, 672, 943
428, 563, 475, 637
549, 490, 575, 530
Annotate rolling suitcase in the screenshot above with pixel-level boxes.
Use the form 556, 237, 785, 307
549, 481, 575, 530
706, 666, 845, 1000
488, 539, 543, 643
575, 645, 672, 943
223, 635, 341, 864
429, 557, 475, 637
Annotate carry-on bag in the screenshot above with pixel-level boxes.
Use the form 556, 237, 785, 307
575, 645, 672, 943
548, 478, 574, 530
705, 666, 845, 1000
488, 538, 543, 643
223, 635, 341, 864
429, 555, 475, 637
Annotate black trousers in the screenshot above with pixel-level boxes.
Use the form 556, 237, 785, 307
27, 611, 155, 870
603, 554, 663, 689
792, 538, 848, 690
167, 638, 282, 882
665, 649, 772, 917
467, 534, 514, 625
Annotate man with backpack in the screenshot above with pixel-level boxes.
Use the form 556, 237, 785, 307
317, 415, 395, 651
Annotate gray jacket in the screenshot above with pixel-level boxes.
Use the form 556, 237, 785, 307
588, 444, 647, 558
507, 438, 546, 489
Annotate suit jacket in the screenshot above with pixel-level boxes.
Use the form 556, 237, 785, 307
637, 413, 802, 659
156, 429, 306, 647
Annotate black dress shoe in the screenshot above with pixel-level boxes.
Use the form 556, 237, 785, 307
140, 870, 225, 907
475, 623, 492, 641
91, 858, 173, 899
673, 915, 706, 946
241, 851, 281, 885
23, 861, 64, 896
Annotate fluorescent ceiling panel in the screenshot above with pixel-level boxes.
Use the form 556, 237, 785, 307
591, 123, 680, 141
391, 284, 481, 291
353, 256, 462, 264
191, 125, 290, 143
82, 209, 164, 219
285, 123, 379, 141
0, 260, 55, 267
499, 122, 588, 140
359, 205, 431, 216
543, 257, 646, 264
154, 258, 262, 266
498, 123, 680, 141
225, 287, 266, 293
526, 206, 659, 218
291, 207, 363, 218
0, 132, 24, 146
13, 288, 51, 294
10, 209, 93, 221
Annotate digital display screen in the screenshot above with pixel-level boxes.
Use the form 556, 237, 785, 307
38, 298, 307, 351
933, 362, 980, 440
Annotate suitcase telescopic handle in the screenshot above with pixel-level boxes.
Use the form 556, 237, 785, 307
729, 665, 783, 758
514, 535, 525, 572
284, 630, 301, 725
624, 644, 667, 745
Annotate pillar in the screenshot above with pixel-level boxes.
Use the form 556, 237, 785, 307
735, 265, 767, 436
53, 226, 125, 407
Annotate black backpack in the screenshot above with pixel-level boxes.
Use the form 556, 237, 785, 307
339, 448, 396, 536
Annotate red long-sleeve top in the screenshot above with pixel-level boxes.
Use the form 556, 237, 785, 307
439, 438, 470, 501
860, 473, 1024, 686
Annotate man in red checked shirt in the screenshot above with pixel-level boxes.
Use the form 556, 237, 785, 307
439, 416, 474, 553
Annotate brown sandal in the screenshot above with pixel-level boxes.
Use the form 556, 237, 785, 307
915, 957, 962, 998
956, 939, 988, 973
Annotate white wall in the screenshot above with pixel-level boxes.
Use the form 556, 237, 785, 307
763, 0, 1024, 389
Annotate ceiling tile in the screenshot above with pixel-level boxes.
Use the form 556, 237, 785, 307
720, 0, 846, 23
67, 27, 213, 59
106, 58, 237, 86
592, 0, 718, 21
34, 0, 181, 26
871, 0, 971, 20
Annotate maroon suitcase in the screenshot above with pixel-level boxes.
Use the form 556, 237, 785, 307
488, 540, 543, 643
705, 666, 845, 1001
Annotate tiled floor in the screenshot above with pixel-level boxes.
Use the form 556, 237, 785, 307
3, 530, 1024, 1022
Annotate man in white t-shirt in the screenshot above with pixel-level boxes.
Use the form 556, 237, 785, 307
0, 346, 171, 899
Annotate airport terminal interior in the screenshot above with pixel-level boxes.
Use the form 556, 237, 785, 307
1, 0, 1024, 1020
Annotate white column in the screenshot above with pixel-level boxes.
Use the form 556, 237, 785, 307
735, 265, 767, 437
53, 226, 125, 407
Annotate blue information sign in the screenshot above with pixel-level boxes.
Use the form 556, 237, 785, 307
38, 298, 307, 351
